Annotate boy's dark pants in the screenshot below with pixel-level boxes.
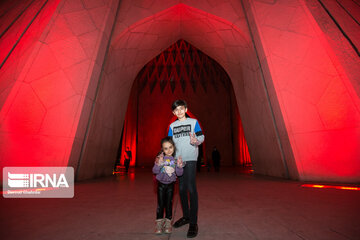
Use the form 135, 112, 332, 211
178, 161, 198, 224
156, 182, 175, 219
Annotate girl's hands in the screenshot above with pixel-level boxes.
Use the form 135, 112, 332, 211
177, 156, 183, 168
155, 152, 164, 166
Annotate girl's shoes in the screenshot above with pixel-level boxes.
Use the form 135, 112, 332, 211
164, 218, 172, 234
155, 219, 164, 234
155, 218, 172, 234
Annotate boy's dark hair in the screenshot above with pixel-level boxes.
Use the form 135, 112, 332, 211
171, 99, 187, 111
161, 136, 176, 157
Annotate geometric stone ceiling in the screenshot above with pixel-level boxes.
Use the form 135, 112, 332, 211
136, 39, 231, 94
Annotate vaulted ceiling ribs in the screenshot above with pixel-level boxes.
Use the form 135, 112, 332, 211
137, 39, 230, 94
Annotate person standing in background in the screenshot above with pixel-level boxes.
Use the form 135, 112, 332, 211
124, 147, 132, 173
212, 147, 221, 172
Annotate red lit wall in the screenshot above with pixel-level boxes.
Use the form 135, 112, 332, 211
242, 0, 360, 182
1, 0, 359, 183
0, 0, 120, 182
0, 0, 61, 110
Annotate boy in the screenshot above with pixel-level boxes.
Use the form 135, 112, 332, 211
168, 100, 204, 238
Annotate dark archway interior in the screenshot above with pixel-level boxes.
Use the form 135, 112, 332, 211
117, 40, 251, 169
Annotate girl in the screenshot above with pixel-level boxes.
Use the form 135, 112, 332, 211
152, 136, 184, 234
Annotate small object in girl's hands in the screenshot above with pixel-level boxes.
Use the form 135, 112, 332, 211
163, 156, 176, 176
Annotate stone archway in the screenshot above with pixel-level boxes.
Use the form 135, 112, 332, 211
118, 39, 252, 169
2, 0, 358, 183
74, 3, 294, 180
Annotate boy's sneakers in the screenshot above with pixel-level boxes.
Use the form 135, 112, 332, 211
163, 218, 172, 234
155, 219, 164, 234
173, 217, 189, 228
187, 223, 198, 238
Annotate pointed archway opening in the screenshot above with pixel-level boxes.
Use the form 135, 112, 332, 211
115, 39, 251, 171
75, 4, 293, 181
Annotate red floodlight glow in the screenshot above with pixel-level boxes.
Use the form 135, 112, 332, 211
301, 184, 360, 191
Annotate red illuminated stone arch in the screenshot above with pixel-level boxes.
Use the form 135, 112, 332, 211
74, 3, 294, 180
2, 1, 358, 183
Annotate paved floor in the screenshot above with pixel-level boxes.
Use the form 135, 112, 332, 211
1, 167, 359, 240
